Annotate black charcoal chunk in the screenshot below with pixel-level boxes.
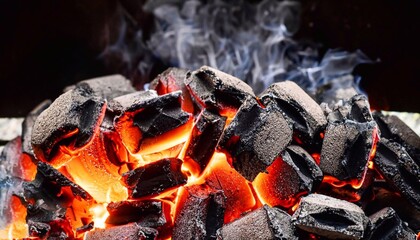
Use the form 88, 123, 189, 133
23, 162, 93, 223
28, 220, 51, 239
106, 200, 165, 227
284, 145, 323, 191
373, 139, 420, 211
320, 120, 376, 181
113, 90, 191, 153
22, 100, 51, 157
74, 74, 135, 100
85, 223, 158, 240
261, 81, 327, 145
185, 66, 255, 110
368, 207, 416, 240
218, 97, 292, 181
291, 194, 369, 240
122, 158, 187, 199
185, 110, 226, 172
328, 94, 374, 123
76, 221, 94, 236
217, 205, 298, 240
373, 111, 420, 165
31, 87, 106, 166
173, 185, 225, 240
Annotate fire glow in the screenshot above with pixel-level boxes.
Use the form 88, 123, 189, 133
1, 67, 419, 240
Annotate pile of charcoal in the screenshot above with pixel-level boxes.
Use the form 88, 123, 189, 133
1, 66, 419, 239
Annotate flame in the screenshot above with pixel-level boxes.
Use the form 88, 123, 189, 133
89, 203, 109, 229
0, 196, 28, 239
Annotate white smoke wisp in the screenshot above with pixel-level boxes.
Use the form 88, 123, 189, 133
145, 0, 372, 95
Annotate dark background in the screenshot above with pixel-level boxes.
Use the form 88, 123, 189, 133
0, 0, 419, 116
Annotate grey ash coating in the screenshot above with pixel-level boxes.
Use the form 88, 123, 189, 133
292, 194, 369, 240
368, 207, 416, 240
185, 65, 256, 110
320, 120, 376, 181
260, 81, 327, 144
373, 138, 420, 211
218, 97, 292, 181
85, 223, 158, 240
217, 205, 298, 240
31, 86, 106, 164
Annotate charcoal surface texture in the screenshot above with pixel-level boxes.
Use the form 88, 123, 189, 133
31, 86, 106, 167
219, 97, 292, 181
368, 207, 416, 240
113, 90, 191, 153
216, 205, 298, 240
291, 194, 369, 240
373, 139, 420, 211
85, 223, 158, 240
21, 100, 51, 157
261, 81, 327, 145
320, 119, 376, 181
373, 111, 420, 164
185, 110, 226, 172
28, 220, 51, 239
122, 158, 187, 199
74, 74, 135, 100
105, 200, 165, 226
173, 184, 225, 240
327, 94, 374, 123
149, 67, 195, 113
185, 65, 255, 111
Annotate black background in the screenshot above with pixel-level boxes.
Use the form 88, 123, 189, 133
0, 0, 419, 116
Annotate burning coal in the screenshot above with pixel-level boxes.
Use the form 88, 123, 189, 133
0, 65, 419, 239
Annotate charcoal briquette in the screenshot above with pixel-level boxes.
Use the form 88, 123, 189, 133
74, 74, 135, 100
122, 158, 188, 199
106, 200, 166, 227
373, 138, 420, 211
185, 110, 226, 172
85, 223, 158, 240
320, 120, 376, 181
261, 81, 327, 145
291, 194, 369, 240
367, 207, 416, 240
185, 65, 255, 112
218, 97, 292, 181
173, 184, 225, 240
31, 87, 106, 167
216, 205, 298, 240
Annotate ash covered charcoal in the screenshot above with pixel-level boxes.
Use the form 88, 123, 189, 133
291, 194, 369, 240
122, 158, 187, 199
28, 220, 51, 239
113, 90, 191, 154
327, 94, 374, 123
185, 110, 226, 173
367, 207, 416, 240
85, 223, 158, 240
373, 139, 420, 211
260, 81, 327, 146
320, 119, 377, 182
23, 162, 94, 238
31, 86, 106, 167
373, 111, 420, 164
253, 145, 323, 208
218, 97, 292, 181
106, 200, 166, 227
365, 185, 420, 231
185, 66, 255, 114
73, 74, 135, 100
173, 184, 225, 240
149, 67, 195, 113
21, 100, 51, 158
216, 205, 298, 240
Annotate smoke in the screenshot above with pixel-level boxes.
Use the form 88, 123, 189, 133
145, 0, 372, 94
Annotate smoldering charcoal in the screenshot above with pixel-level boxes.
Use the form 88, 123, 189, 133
1, 65, 419, 240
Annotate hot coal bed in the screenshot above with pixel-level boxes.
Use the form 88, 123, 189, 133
0, 66, 419, 239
